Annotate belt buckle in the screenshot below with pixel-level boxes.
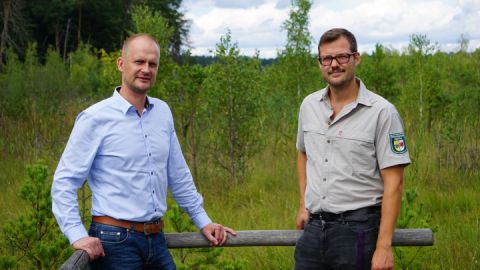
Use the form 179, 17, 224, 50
143, 221, 154, 235
143, 220, 159, 235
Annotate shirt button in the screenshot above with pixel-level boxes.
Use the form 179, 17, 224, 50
149, 153, 152, 156
150, 171, 154, 175
152, 190, 155, 194
144, 134, 148, 138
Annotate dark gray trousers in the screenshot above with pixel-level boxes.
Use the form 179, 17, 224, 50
294, 207, 381, 270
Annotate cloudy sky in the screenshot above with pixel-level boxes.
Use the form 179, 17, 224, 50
181, 0, 480, 58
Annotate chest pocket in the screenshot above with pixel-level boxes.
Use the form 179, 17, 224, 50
303, 124, 328, 161
337, 131, 376, 173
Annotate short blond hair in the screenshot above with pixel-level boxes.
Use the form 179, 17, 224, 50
121, 33, 160, 57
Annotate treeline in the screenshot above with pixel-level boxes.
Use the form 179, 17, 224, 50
0, 0, 187, 65
190, 55, 278, 67
0, 0, 479, 268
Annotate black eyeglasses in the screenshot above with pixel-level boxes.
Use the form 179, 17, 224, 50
318, 52, 357, 66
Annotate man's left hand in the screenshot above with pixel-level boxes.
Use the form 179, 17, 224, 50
201, 223, 237, 246
371, 246, 394, 270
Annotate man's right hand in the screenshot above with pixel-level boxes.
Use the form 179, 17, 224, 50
72, 236, 105, 261
296, 206, 309, 229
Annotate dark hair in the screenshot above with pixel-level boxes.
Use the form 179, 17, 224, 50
318, 28, 357, 54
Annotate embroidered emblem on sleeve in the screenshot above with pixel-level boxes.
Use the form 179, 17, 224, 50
390, 133, 407, 154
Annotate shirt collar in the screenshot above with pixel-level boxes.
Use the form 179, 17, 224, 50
318, 88, 328, 102
318, 78, 372, 107
112, 87, 154, 115
356, 79, 372, 107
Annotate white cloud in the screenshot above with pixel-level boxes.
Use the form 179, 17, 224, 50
182, 0, 480, 57
211, 0, 266, 9
184, 0, 288, 57
310, 0, 461, 42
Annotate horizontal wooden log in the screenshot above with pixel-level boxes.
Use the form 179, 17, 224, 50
390, 228, 434, 246
60, 229, 433, 270
166, 229, 434, 248
167, 229, 300, 248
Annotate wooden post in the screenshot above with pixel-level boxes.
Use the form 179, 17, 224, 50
60, 248, 90, 270
59, 229, 434, 270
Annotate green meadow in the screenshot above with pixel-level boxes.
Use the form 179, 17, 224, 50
1, 1, 479, 269
1, 110, 479, 269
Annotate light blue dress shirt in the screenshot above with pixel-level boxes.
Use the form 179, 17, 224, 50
52, 88, 212, 244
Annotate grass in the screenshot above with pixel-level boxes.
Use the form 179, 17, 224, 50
192, 129, 480, 270
1, 113, 479, 269
418, 186, 480, 270
0, 158, 28, 222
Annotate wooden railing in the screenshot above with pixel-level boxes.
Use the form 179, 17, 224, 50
60, 229, 434, 270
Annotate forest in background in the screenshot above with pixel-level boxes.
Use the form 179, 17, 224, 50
1, 0, 479, 269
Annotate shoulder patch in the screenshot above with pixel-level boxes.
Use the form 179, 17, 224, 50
390, 133, 407, 154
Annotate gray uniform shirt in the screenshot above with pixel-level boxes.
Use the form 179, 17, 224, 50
296, 79, 411, 214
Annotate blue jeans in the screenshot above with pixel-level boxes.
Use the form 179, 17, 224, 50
89, 222, 176, 270
294, 208, 380, 270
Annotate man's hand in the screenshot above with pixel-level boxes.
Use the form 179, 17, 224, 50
201, 223, 237, 246
296, 206, 309, 229
72, 236, 105, 261
371, 245, 394, 270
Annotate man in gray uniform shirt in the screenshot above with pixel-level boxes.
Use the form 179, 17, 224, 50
294, 28, 411, 270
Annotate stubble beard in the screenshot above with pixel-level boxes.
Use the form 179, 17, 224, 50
126, 79, 152, 96
324, 68, 354, 91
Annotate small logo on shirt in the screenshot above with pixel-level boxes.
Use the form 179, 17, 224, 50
390, 133, 407, 154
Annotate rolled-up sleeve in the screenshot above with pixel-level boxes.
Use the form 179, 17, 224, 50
375, 106, 411, 169
296, 104, 306, 152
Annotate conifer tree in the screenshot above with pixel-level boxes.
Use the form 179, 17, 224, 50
0, 161, 70, 270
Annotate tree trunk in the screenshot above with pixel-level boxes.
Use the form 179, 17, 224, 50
0, 0, 11, 69
228, 85, 236, 182
77, 0, 82, 48
190, 110, 199, 183
81, 183, 87, 224
55, 21, 61, 51
63, 18, 70, 61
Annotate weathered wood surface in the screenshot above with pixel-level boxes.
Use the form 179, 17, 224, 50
167, 229, 300, 248
60, 248, 90, 270
60, 229, 434, 270
390, 228, 434, 246
165, 228, 433, 248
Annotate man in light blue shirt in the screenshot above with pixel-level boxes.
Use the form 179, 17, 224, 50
52, 33, 235, 269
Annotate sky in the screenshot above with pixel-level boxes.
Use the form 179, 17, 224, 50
181, 0, 480, 58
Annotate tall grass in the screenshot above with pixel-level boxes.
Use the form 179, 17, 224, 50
188, 123, 479, 269
1, 106, 479, 269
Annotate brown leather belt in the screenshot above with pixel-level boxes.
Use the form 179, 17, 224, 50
92, 216, 164, 235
